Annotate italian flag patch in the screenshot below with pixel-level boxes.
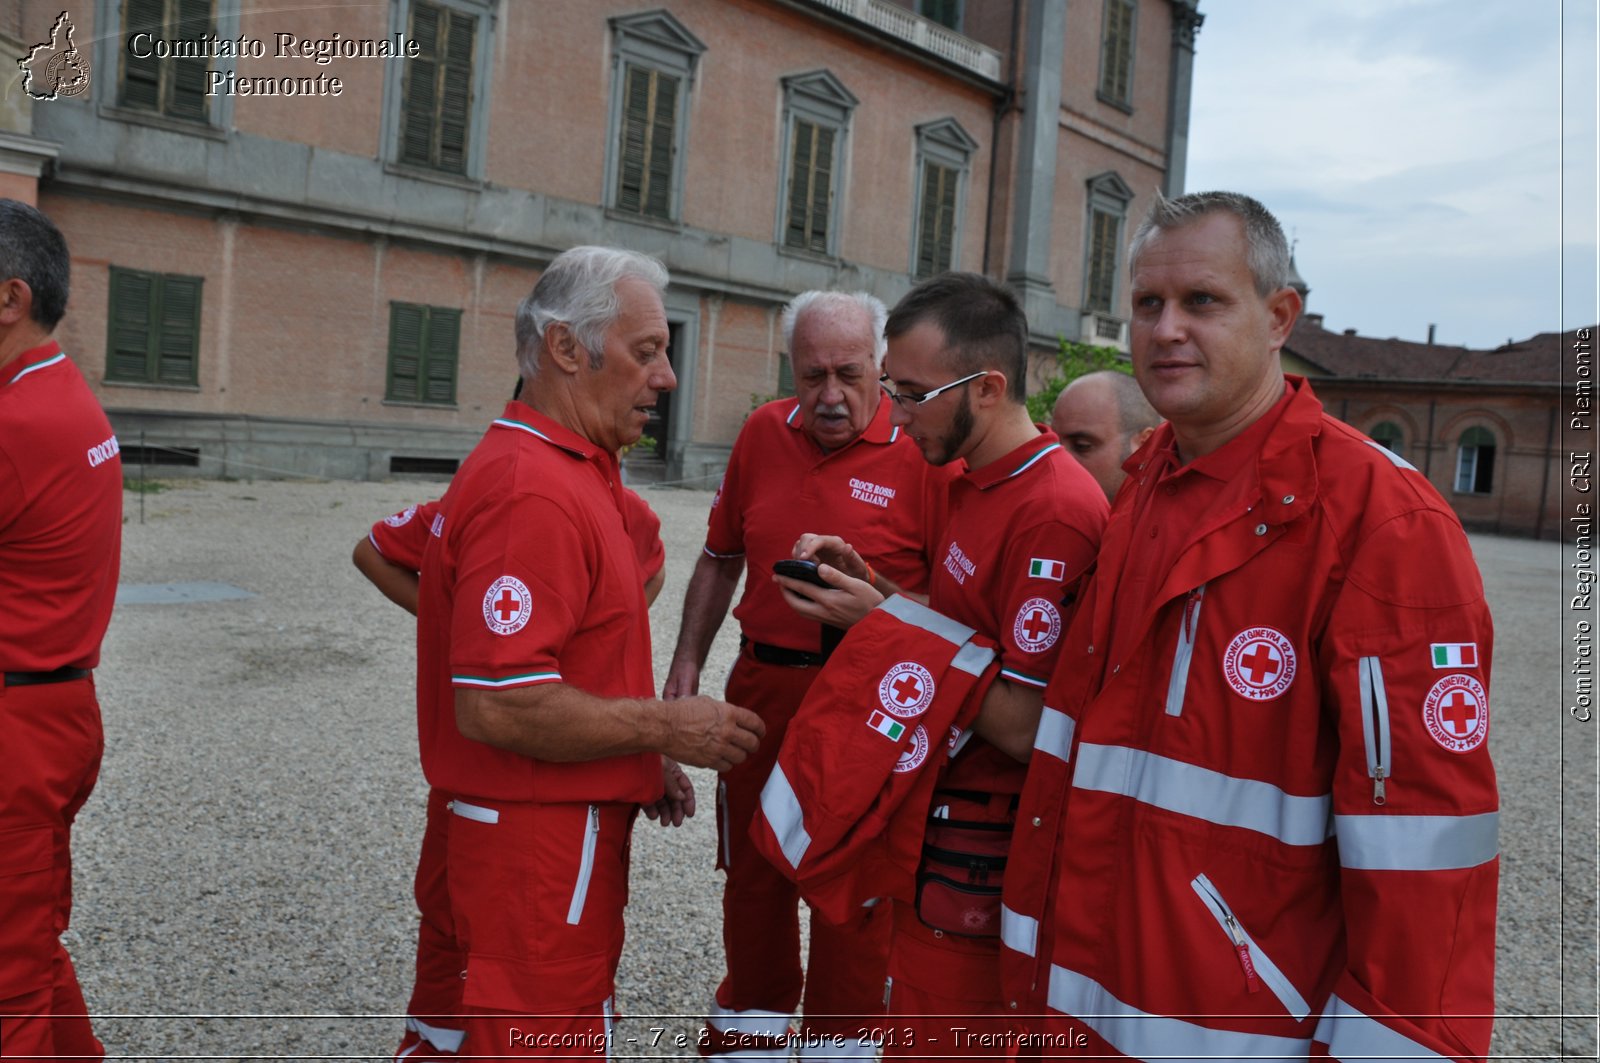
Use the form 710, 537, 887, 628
867, 710, 906, 741
1029, 558, 1066, 580
1431, 643, 1478, 668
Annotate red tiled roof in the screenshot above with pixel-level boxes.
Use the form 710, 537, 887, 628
1284, 319, 1573, 385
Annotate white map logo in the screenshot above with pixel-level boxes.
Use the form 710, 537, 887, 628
19, 13, 92, 102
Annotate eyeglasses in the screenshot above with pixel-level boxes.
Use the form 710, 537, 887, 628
878, 370, 988, 409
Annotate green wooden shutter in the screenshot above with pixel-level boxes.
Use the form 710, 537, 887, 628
388, 303, 425, 401
437, 10, 475, 173
616, 65, 651, 213
168, 0, 213, 120
424, 308, 460, 403
917, 163, 956, 278
809, 125, 834, 252
107, 268, 155, 381
785, 121, 814, 249
1100, 0, 1134, 102
1086, 209, 1120, 313
402, 3, 441, 166
156, 275, 201, 384
644, 72, 678, 219
120, 0, 166, 110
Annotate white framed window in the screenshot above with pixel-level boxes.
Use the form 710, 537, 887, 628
604, 10, 705, 223
380, 0, 496, 181
776, 71, 857, 257
1369, 421, 1405, 456
1098, 0, 1137, 111
1082, 172, 1134, 314
1454, 426, 1496, 494
910, 118, 978, 278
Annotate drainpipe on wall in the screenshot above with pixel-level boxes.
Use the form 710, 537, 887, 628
1537, 402, 1556, 539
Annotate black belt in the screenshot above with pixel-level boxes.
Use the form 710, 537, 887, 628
741, 637, 826, 668
4, 667, 91, 687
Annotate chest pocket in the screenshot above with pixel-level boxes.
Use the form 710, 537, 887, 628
1164, 584, 1206, 718
916, 789, 1017, 939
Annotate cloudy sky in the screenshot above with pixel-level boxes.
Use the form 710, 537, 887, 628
1185, 0, 1596, 350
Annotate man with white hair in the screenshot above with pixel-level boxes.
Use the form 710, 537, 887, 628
415, 245, 765, 1057
1049, 369, 1160, 501
666, 290, 954, 1058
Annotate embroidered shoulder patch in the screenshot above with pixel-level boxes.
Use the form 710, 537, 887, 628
1422, 673, 1489, 753
482, 575, 532, 636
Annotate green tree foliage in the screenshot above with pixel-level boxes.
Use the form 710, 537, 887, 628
1027, 339, 1132, 422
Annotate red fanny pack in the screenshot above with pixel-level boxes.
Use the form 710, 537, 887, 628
915, 789, 1017, 939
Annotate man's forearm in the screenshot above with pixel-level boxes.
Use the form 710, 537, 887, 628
670, 552, 742, 668
971, 676, 1044, 763
457, 682, 674, 762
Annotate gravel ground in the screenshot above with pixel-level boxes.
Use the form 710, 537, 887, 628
64, 477, 1596, 1060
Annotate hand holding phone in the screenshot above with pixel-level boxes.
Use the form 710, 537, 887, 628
773, 558, 831, 588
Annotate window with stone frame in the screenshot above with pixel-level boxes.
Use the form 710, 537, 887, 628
1083, 172, 1134, 315
398, 0, 478, 174
119, 0, 213, 121
778, 72, 858, 257
386, 302, 460, 405
1097, 0, 1137, 110
911, 118, 978, 279
606, 11, 705, 223
1454, 426, 1497, 494
106, 266, 202, 387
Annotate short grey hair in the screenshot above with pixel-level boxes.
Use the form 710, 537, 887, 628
1127, 191, 1291, 296
515, 246, 669, 377
780, 290, 888, 366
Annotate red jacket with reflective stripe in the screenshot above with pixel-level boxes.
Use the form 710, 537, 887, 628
750, 595, 998, 926
1001, 378, 1498, 1061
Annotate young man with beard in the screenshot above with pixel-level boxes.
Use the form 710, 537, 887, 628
781, 273, 1107, 1058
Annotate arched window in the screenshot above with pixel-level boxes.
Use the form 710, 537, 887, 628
1369, 421, 1404, 456
1454, 426, 1496, 495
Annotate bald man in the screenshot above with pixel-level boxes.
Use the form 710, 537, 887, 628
1049, 369, 1160, 500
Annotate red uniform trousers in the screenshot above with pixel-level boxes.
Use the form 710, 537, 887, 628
707, 650, 890, 1056
395, 787, 467, 1059
445, 797, 633, 1059
884, 904, 1017, 1063
0, 677, 105, 1062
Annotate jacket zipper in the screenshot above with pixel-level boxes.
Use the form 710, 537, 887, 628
566, 804, 600, 925
1164, 585, 1206, 717
1190, 873, 1311, 1020
1358, 656, 1392, 805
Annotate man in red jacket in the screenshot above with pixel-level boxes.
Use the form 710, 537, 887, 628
0, 200, 122, 1060
1000, 191, 1499, 1060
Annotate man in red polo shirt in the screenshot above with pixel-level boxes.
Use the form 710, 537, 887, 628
999, 192, 1497, 1060
354, 483, 668, 1060
665, 291, 953, 1057
415, 245, 765, 1057
782, 274, 1106, 1058
0, 200, 121, 1060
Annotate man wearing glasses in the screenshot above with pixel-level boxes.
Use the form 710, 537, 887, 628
782, 272, 1106, 1057
667, 291, 955, 1058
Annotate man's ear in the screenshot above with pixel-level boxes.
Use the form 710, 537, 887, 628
0, 278, 33, 327
1127, 425, 1157, 455
973, 367, 1007, 408
1265, 286, 1302, 351
543, 321, 583, 376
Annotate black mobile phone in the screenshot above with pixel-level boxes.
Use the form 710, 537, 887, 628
773, 558, 831, 588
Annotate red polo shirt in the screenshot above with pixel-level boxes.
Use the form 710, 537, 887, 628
416, 401, 659, 804
0, 341, 122, 672
371, 492, 663, 582
706, 397, 953, 651
929, 429, 1106, 794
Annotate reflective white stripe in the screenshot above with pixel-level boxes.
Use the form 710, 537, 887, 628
6, 351, 66, 386
1073, 743, 1333, 847
708, 1003, 792, 1036
396, 1043, 421, 1059
759, 765, 811, 869
453, 670, 562, 688
448, 799, 499, 824
567, 804, 599, 924
1190, 873, 1311, 1020
951, 640, 996, 677
1366, 438, 1419, 472
1358, 656, 1392, 792
1000, 903, 1037, 958
1166, 586, 1204, 717
1336, 811, 1499, 871
1315, 993, 1450, 1060
878, 594, 978, 646
602, 997, 615, 1063
1048, 965, 1312, 1060
407, 1016, 465, 1054
1032, 707, 1075, 763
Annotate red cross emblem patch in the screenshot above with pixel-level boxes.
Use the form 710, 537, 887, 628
893, 725, 930, 774
383, 504, 417, 528
482, 575, 532, 636
1423, 673, 1489, 753
1013, 597, 1061, 653
1222, 627, 1297, 701
878, 662, 936, 720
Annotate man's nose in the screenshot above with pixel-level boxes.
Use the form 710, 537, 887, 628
652, 359, 678, 393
